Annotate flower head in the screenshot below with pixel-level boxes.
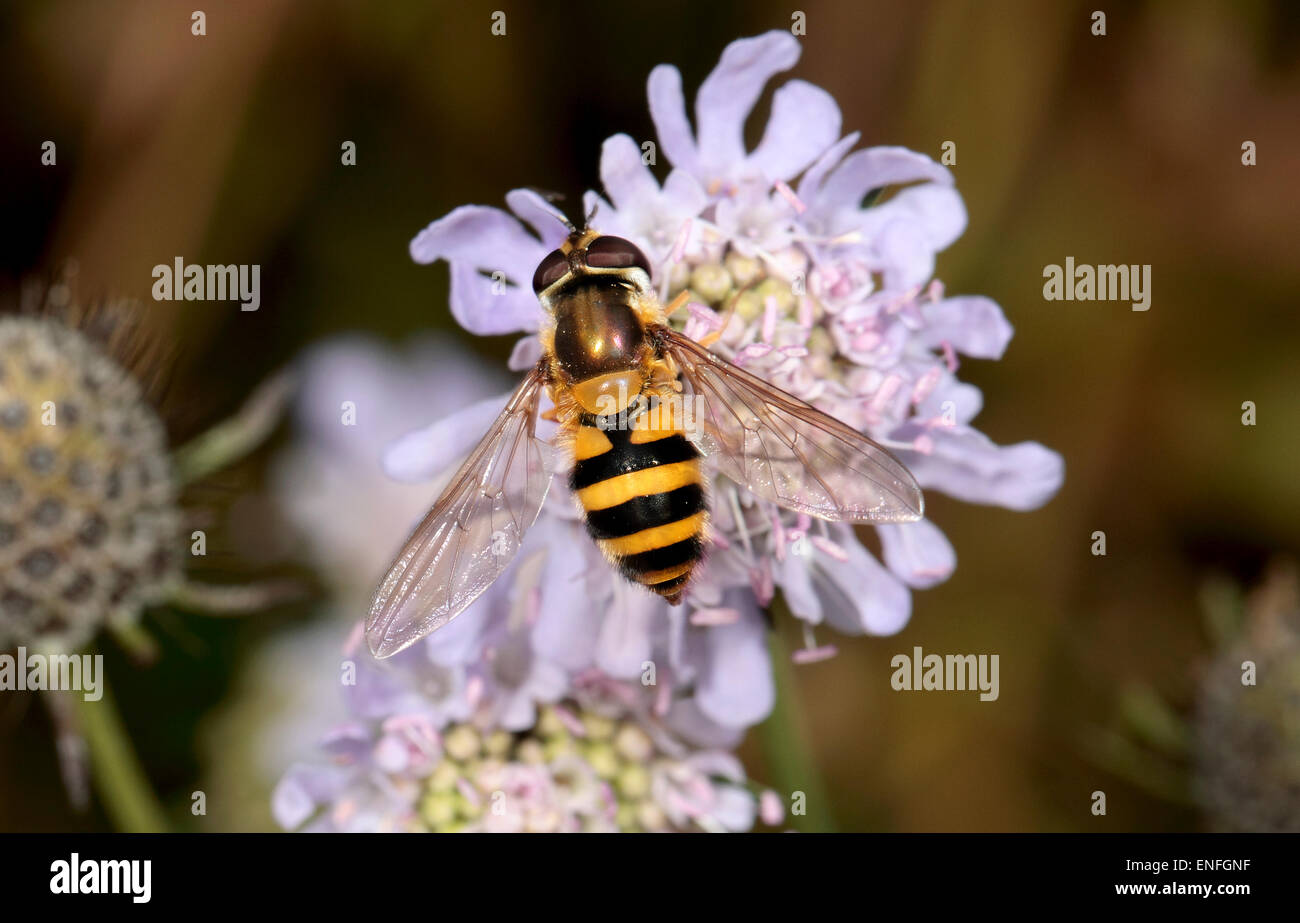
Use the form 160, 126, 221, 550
1195, 563, 1300, 832
276, 669, 756, 833
397, 30, 1063, 728
270, 335, 509, 606
0, 300, 180, 651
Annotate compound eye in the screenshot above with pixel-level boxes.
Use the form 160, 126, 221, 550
532, 249, 570, 294
584, 236, 652, 276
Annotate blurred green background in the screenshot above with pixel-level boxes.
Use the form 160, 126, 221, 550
1, 0, 1297, 831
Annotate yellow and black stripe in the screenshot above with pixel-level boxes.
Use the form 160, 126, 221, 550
569, 400, 705, 602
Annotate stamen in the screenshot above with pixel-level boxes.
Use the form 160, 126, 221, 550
797, 294, 815, 328
771, 508, 787, 562
940, 340, 958, 372
685, 300, 725, 329
910, 366, 942, 405
654, 667, 672, 716
553, 704, 586, 737
690, 607, 742, 626
727, 486, 755, 559
762, 295, 778, 343
773, 180, 807, 215
669, 218, 693, 265
465, 675, 484, 709
792, 622, 838, 664
749, 558, 774, 605
759, 790, 784, 825
733, 343, 773, 367
456, 778, 482, 807
869, 374, 903, 414
810, 535, 849, 562
852, 331, 881, 352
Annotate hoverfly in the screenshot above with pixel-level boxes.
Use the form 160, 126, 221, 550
365, 226, 924, 658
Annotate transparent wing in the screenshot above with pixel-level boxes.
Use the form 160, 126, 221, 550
365, 365, 555, 658
655, 325, 923, 523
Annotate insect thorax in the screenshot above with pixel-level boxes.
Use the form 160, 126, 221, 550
550, 278, 649, 414
551, 278, 647, 377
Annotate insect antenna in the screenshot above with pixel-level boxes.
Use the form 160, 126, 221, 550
523, 187, 579, 234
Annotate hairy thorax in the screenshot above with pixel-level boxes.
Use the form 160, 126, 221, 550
550, 278, 649, 414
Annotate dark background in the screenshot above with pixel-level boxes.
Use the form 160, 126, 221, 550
1, 0, 1297, 831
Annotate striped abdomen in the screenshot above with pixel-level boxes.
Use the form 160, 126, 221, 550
568, 400, 705, 603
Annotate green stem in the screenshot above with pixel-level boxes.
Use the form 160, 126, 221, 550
75, 677, 170, 832
171, 367, 294, 486
758, 630, 838, 832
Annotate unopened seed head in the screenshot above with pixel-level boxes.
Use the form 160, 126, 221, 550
0, 316, 180, 650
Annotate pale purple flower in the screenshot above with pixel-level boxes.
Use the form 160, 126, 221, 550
275, 671, 758, 833
395, 31, 1063, 725
270, 334, 508, 605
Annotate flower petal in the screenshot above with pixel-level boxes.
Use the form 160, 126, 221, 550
421, 588, 496, 666
409, 204, 543, 280
709, 784, 758, 831
504, 188, 571, 248
872, 216, 935, 288
902, 427, 1066, 511
533, 526, 604, 671
796, 131, 860, 202
665, 698, 746, 749
272, 764, 347, 829
581, 189, 632, 238
660, 168, 710, 216
410, 204, 546, 335
647, 64, 699, 175
857, 184, 968, 254
381, 389, 511, 483
447, 261, 541, 336
595, 582, 666, 679
876, 519, 956, 589
915, 377, 983, 425
819, 146, 954, 207
292, 335, 502, 456
918, 295, 1013, 359
694, 597, 775, 728
507, 334, 543, 371
773, 547, 822, 623
747, 80, 842, 183
813, 524, 912, 635
599, 133, 661, 212
694, 31, 801, 178
910, 184, 968, 251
